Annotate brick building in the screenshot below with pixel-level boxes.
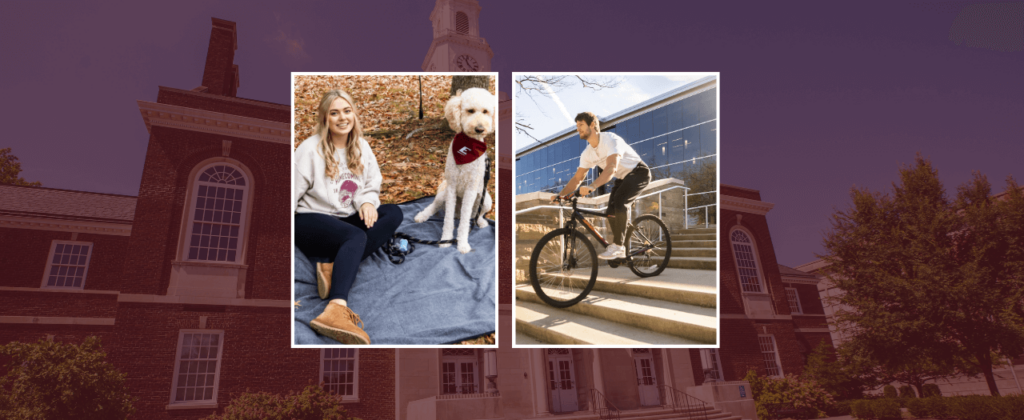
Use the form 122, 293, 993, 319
0, 19, 395, 420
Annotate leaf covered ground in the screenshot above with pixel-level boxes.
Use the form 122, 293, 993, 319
294, 75, 496, 345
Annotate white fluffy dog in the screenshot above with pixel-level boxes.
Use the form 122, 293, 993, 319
414, 88, 494, 254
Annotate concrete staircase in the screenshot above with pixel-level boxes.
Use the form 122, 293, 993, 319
525, 405, 742, 420
515, 216, 718, 345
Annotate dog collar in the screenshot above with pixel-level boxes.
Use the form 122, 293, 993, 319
452, 132, 487, 165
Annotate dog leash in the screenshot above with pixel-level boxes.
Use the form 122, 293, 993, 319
384, 156, 492, 264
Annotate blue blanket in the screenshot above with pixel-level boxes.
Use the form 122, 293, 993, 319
294, 196, 495, 345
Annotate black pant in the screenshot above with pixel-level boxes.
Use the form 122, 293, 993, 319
606, 163, 651, 245
294, 205, 403, 300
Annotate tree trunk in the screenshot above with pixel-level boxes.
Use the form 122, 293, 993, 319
912, 383, 924, 399
979, 351, 1001, 396
450, 76, 490, 97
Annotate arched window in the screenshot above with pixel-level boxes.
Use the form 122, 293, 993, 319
730, 229, 764, 293
455, 12, 469, 34
184, 163, 249, 263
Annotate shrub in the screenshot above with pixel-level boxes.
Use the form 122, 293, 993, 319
743, 370, 835, 420
201, 384, 351, 420
951, 395, 1003, 420
825, 400, 853, 417
883, 385, 898, 399
898, 385, 916, 398
906, 397, 928, 418
1002, 395, 1024, 420
872, 399, 902, 420
924, 397, 952, 420
851, 400, 872, 419
922, 383, 941, 397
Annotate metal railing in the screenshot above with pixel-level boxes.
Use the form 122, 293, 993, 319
657, 384, 710, 420
515, 185, 718, 229
589, 388, 621, 420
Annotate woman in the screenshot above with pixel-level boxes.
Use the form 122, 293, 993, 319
294, 89, 403, 345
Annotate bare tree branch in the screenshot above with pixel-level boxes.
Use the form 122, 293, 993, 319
514, 75, 624, 146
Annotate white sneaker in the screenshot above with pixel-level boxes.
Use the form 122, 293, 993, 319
598, 244, 626, 260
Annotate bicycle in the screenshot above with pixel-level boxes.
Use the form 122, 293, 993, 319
528, 190, 672, 308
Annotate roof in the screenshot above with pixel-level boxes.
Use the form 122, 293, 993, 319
515, 75, 718, 155
779, 264, 820, 281
0, 184, 136, 224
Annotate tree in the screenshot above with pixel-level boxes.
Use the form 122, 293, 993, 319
744, 369, 835, 420
820, 155, 1024, 396
513, 75, 622, 142
202, 384, 353, 420
450, 75, 490, 98
802, 341, 881, 400
0, 147, 42, 186
0, 336, 135, 420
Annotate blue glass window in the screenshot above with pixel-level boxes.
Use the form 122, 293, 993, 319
683, 96, 698, 127
653, 107, 668, 138
699, 88, 717, 122
639, 112, 653, 142
700, 120, 717, 157
682, 126, 700, 161
625, 118, 640, 144
668, 102, 683, 132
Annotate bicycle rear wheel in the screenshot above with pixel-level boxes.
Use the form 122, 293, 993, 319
624, 215, 672, 277
529, 228, 599, 308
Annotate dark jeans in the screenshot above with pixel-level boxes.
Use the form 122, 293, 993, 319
607, 163, 651, 245
294, 204, 403, 301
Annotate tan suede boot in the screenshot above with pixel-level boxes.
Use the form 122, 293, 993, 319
310, 300, 370, 344
316, 262, 333, 300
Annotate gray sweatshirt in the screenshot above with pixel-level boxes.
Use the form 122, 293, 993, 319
293, 135, 382, 218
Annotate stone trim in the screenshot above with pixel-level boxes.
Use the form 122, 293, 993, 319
793, 328, 831, 333
721, 195, 774, 215
137, 100, 290, 144
117, 293, 290, 308
0, 286, 119, 295
0, 214, 131, 236
0, 316, 115, 325
720, 313, 793, 320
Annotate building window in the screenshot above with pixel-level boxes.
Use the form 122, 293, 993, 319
701, 349, 722, 381
758, 335, 784, 377
321, 349, 358, 399
185, 163, 248, 263
170, 331, 223, 405
41, 240, 93, 289
442, 349, 479, 394
455, 12, 469, 34
786, 287, 803, 314
731, 229, 764, 293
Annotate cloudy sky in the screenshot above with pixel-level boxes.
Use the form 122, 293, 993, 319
2, 1, 1021, 266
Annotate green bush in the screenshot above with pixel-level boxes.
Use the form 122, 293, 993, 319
922, 383, 941, 397
951, 395, 1004, 420
883, 385, 898, 399
851, 400, 872, 419
898, 385, 916, 398
825, 400, 853, 417
201, 385, 352, 420
743, 370, 835, 419
873, 399, 902, 420
924, 397, 952, 420
1002, 395, 1024, 420
906, 398, 928, 418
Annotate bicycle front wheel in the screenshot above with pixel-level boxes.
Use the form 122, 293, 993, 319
529, 228, 598, 308
625, 215, 672, 277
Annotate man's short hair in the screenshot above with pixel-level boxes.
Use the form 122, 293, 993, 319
574, 112, 599, 130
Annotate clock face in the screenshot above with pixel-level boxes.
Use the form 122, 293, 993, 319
455, 54, 480, 72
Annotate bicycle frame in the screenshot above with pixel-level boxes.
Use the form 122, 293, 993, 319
558, 196, 657, 259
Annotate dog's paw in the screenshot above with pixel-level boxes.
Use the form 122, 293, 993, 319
413, 212, 429, 223
439, 242, 451, 248
458, 243, 472, 254
476, 218, 488, 228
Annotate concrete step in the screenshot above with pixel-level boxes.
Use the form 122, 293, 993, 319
516, 301, 703, 345
672, 240, 716, 249
534, 266, 716, 308
658, 247, 716, 258
516, 285, 716, 344
670, 233, 717, 241
665, 257, 717, 271
509, 404, 729, 420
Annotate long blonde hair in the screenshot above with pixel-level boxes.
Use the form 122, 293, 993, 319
315, 89, 364, 178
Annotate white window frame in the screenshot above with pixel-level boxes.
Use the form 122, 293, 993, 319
168, 330, 224, 408
40, 240, 94, 290
701, 348, 723, 381
730, 227, 768, 294
181, 161, 251, 264
786, 287, 803, 314
441, 349, 480, 395
758, 334, 784, 378
320, 348, 359, 402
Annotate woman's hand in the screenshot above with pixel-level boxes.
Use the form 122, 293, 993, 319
359, 202, 378, 228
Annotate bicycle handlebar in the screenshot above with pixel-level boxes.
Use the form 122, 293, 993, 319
555, 190, 582, 201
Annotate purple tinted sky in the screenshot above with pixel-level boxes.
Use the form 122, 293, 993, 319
1, 1, 1021, 266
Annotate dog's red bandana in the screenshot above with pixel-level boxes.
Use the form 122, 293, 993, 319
452, 132, 487, 165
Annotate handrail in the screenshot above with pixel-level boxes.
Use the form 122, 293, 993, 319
657, 384, 710, 420
589, 388, 621, 420
516, 185, 717, 229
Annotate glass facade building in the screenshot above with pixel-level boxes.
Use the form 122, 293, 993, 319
515, 77, 717, 197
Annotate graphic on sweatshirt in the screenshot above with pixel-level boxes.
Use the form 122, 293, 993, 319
333, 172, 359, 209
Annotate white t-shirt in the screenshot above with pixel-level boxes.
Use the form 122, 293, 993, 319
578, 132, 643, 179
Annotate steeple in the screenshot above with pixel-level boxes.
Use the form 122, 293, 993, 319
422, 0, 493, 72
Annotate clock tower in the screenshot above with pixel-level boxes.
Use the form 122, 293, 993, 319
422, 0, 493, 72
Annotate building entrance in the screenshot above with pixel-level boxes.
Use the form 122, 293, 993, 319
547, 349, 579, 412
632, 349, 660, 406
